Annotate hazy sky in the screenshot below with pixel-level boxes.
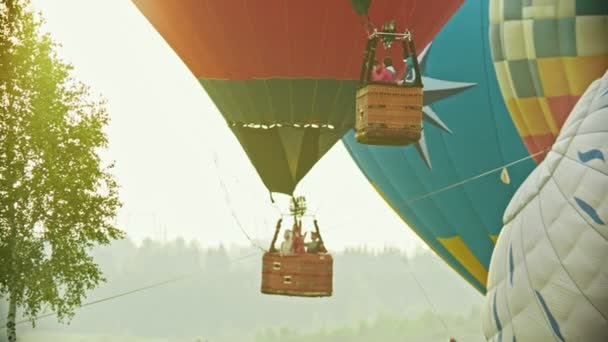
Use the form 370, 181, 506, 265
29, 0, 427, 253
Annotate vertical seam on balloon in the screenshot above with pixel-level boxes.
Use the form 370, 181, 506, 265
242, 0, 280, 191
278, 127, 297, 194
395, 145, 489, 289
502, 19, 543, 158
310, 5, 331, 127
215, 82, 244, 123
398, 0, 409, 28
523, 17, 555, 139
480, 0, 518, 236
502, 223, 519, 340
433, 108, 495, 264
242, 0, 264, 78
532, 12, 570, 141
203, 0, 238, 83
479, 2, 513, 162
537, 176, 608, 322
557, 16, 576, 117
407, 0, 417, 30
235, 2, 261, 122
518, 17, 548, 156
200, 2, 246, 124
310, 80, 319, 123
493, 19, 540, 154
263, 81, 277, 124
239, 81, 263, 125
515, 11, 544, 148
508, 244, 514, 286
283, 1, 294, 125
516, 199, 561, 341
326, 81, 345, 131
327, 37, 360, 126
241, 0, 275, 124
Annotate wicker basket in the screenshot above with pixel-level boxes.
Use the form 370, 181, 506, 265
261, 252, 333, 297
355, 83, 422, 145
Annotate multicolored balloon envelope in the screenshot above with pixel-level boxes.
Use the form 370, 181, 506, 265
483, 71, 608, 342
342, 0, 607, 294
489, 0, 608, 162
131, 0, 463, 195
343, 0, 537, 294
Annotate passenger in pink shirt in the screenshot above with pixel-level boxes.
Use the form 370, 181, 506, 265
371, 59, 396, 83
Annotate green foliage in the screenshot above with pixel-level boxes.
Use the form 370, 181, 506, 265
0, 0, 122, 330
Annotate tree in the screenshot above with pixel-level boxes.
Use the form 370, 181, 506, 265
0, 0, 123, 340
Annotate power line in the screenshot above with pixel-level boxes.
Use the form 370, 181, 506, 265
4, 251, 261, 327
15, 276, 188, 325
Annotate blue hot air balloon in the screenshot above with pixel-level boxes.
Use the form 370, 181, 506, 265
342, 0, 539, 293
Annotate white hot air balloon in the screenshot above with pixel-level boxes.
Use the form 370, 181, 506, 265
482, 70, 608, 342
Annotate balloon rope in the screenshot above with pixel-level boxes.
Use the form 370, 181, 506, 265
271, 197, 285, 216
402, 258, 451, 335
297, 149, 550, 238
399, 148, 549, 208
213, 153, 266, 252
361, 14, 375, 36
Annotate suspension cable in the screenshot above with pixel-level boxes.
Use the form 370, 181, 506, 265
212, 153, 266, 252
402, 258, 451, 335
304, 149, 549, 238
395, 148, 548, 208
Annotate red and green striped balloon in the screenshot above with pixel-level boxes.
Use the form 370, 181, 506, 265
132, 0, 463, 195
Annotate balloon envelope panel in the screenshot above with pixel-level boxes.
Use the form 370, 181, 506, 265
489, 0, 608, 163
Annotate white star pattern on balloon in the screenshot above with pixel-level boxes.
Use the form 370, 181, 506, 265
413, 43, 476, 170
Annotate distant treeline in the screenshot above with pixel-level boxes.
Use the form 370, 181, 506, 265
5, 237, 484, 341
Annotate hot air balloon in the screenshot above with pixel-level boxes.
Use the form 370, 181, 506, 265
489, 0, 608, 162
343, 0, 607, 295
482, 71, 608, 342
131, 0, 463, 297
342, 0, 538, 294
131, 0, 462, 196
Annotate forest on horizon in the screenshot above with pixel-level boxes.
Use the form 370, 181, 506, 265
1, 237, 485, 341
